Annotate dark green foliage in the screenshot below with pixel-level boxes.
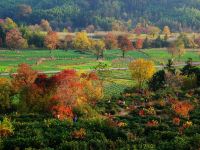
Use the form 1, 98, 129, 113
143, 37, 151, 49
0, 0, 200, 31
181, 58, 200, 86
148, 70, 166, 91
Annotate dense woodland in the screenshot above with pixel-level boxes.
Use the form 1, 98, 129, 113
1, 0, 200, 31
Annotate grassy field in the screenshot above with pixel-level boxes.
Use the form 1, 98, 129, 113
0, 48, 199, 73
0, 48, 199, 98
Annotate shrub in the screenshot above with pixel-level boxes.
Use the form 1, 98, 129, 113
148, 70, 166, 91
71, 128, 86, 139
173, 136, 190, 150
173, 117, 181, 126
0, 117, 14, 137
0, 78, 12, 112
146, 120, 159, 127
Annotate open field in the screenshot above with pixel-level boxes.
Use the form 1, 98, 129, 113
0, 48, 200, 73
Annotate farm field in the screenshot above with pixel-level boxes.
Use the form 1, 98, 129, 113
0, 48, 200, 73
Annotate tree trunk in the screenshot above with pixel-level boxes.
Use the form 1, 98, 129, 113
122, 50, 125, 58
101, 50, 104, 59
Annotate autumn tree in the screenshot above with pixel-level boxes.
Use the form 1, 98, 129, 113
44, 31, 58, 53
0, 18, 18, 46
168, 39, 185, 58
20, 74, 56, 112
40, 19, 52, 31
17, 4, 32, 17
50, 70, 83, 120
117, 35, 134, 58
86, 25, 95, 33
11, 63, 38, 92
0, 78, 12, 111
80, 72, 103, 105
64, 34, 73, 49
92, 39, 105, 60
73, 32, 91, 51
147, 26, 161, 37
135, 39, 143, 49
112, 20, 127, 32
104, 33, 118, 50
6, 29, 28, 50
163, 26, 171, 36
133, 23, 149, 35
129, 59, 156, 89
172, 101, 194, 118
1, 18, 17, 31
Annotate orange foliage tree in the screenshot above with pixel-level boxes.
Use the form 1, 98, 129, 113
20, 73, 57, 112
44, 31, 58, 53
11, 63, 38, 92
104, 33, 118, 50
117, 35, 134, 58
80, 72, 103, 105
40, 19, 52, 31
172, 101, 194, 118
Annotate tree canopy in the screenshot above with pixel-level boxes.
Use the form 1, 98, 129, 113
0, 0, 200, 31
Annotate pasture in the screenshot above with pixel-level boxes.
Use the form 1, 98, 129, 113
0, 48, 199, 73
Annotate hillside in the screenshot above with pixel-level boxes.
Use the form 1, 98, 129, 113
1, 0, 200, 31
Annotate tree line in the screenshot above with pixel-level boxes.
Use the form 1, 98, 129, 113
1, 18, 200, 60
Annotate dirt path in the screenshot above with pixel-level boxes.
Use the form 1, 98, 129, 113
1, 62, 200, 76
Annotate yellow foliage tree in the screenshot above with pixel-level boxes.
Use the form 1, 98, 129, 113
163, 26, 171, 36
73, 32, 91, 51
92, 39, 105, 60
80, 72, 103, 105
129, 59, 156, 89
0, 78, 12, 110
168, 39, 185, 58
0, 78, 10, 85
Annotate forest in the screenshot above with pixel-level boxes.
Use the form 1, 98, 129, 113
1, 0, 200, 31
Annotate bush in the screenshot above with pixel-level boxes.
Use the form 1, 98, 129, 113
0, 117, 14, 137
0, 78, 13, 112
148, 70, 166, 91
173, 136, 190, 150
59, 141, 87, 150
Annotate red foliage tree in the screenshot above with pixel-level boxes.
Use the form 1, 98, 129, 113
172, 117, 181, 126
134, 26, 148, 35
6, 29, 28, 50
117, 35, 134, 58
135, 39, 143, 49
50, 70, 83, 120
